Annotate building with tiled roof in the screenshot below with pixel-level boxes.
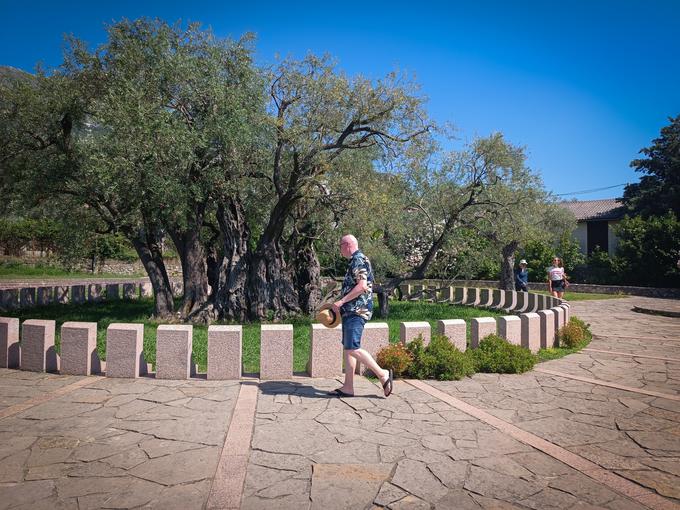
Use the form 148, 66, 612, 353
561, 199, 626, 255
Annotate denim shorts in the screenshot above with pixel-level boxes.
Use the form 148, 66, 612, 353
342, 314, 366, 350
551, 279, 566, 291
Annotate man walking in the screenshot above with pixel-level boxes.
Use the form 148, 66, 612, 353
331, 234, 393, 397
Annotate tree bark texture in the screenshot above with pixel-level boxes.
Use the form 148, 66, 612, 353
290, 233, 321, 315
214, 200, 252, 322
499, 241, 519, 291
247, 239, 300, 319
170, 227, 210, 320
130, 229, 175, 319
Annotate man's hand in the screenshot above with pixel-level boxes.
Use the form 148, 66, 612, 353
332, 300, 343, 315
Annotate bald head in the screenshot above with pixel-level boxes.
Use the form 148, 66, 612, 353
340, 234, 359, 259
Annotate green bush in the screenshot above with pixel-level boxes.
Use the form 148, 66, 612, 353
556, 317, 590, 348
376, 342, 413, 378
406, 335, 476, 381
471, 334, 536, 374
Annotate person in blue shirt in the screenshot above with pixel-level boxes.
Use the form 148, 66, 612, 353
331, 234, 393, 398
515, 259, 529, 292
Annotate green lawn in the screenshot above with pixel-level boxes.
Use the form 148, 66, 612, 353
533, 290, 626, 301
10, 298, 505, 373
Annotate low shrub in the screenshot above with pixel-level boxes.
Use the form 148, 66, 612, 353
556, 319, 586, 348
376, 342, 413, 378
471, 334, 536, 374
570, 316, 592, 339
405, 335, 475, 381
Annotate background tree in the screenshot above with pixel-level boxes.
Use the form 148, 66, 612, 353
623, 114, 680, 217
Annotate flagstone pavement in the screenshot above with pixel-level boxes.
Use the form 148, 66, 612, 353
0, 296, 679, 509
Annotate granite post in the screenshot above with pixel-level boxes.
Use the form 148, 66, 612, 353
208, 325, 242, 380
437, 319, 466, 352
308, 324, 343, 378
471, 317, 496, 349
61, 322, 100, 375
0, 317, 20, 368
260, 324, 293, 380
21, 319, 57, 372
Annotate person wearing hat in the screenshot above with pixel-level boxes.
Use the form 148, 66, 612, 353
515, 259, 529, 292
321, 234, 392, 398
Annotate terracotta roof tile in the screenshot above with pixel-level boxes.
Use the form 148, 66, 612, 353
561, 198, 626, 221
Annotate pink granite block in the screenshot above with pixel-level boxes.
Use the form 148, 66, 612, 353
525, 293, 538, 313
123, 283, 139, 300
520, 313, 540, 353
61, 322, 100, 375
465, 288, 480, 306
260, 324, 293, 380
514, 291, 528, 313
156, 325, 193, 380
106, 284, 120, 300
491, 289, 504, 308
0, 317, 20, 368
308, 324, 343, 377
54, 286, 69, 304
400, 321, 431, 346
471, 318, 496, 349
1, 289, 19, 311
498, 316, 521, 346
208, 326, 242, 380
438, 286, 454, 302
106, 323, 144, 378
20, 288, 36, 308
437, 319, 466, 352
453, 287, 467, 305
553, 306, 566, 331
21, 319, 57, 372
410, 284, 424, 301
356, 322, 389, 375
88, 284, 103, 302
398, 283, 411, 299
537, 309, 556, 349
478, 288, 493, 307
140, 283, 153, 298
560, 304, 570, 323
36, 287, 53, 306
71, 285, 86, 304
502, 291, 517, 312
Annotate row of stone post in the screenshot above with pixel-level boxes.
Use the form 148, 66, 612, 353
2, 305, 569, 381
0, 281, 183, 311
398, 284, 562, 313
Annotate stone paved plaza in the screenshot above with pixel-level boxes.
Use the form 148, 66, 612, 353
1, 296, 679, 509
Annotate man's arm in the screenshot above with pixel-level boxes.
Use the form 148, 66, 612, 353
332, 279, 368, 314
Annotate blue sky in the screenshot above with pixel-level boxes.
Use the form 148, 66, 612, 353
2, 1, 678, 199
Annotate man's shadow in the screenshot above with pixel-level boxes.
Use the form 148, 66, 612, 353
257, 379, 384, 401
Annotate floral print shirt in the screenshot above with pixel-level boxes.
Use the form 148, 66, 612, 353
340, 250, 374, 320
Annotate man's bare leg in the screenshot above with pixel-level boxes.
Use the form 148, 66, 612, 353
350, 348, 389, 386
339, 349, 357, 394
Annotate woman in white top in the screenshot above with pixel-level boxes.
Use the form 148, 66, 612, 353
547, 256, 568, 298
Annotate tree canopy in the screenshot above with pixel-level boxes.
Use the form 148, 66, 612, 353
0, 17, 574, 320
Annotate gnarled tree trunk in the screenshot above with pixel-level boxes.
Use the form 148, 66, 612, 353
169, 226, 210, 321
130, 228, 174, 319
247, 239, 300, 319
214, 199, 251, 322
499, 240, 519, 291
290, 231, 321, 315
